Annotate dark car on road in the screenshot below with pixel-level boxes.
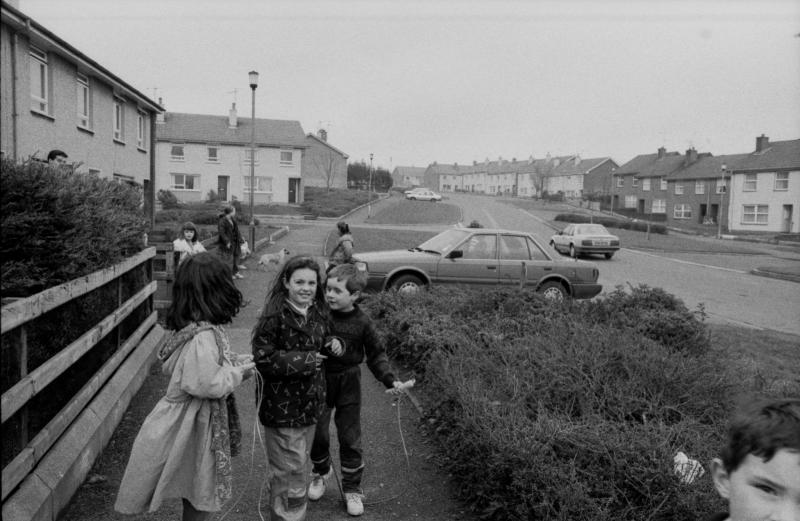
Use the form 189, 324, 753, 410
354, 228, 602, 301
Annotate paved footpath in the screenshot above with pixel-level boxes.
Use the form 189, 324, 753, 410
57, 203, 475, 521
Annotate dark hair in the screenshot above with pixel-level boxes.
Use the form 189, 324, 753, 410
166, 252, 242, 330
720, 398, 800, 473
47, 149, 67, 161
327, 263, 367, 293
337, 221, 350, 235
223, 206, 234, 215
260, 255, 325, 315
180, 221, 199, 243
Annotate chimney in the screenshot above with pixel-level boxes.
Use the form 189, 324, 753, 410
156, 97, 165, 124
317, 128, 327, 142
657, 146, 666, 159
755, 134, 769, 152
473, 160, 477, 166
228, 103, 237, 128
574, 155, 581, 166
684, 147, 698, 166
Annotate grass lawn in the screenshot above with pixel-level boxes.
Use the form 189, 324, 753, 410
366, 198, 461, 225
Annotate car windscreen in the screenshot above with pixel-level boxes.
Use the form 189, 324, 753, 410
418, 229, 472, 254
576, 224, 609, 235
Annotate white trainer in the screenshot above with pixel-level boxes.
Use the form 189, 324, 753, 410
308, 468, 332, 501
345, 492, 364, 516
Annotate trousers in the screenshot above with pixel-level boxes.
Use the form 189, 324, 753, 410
265, 425, 316, 521
310, 365, 364, 493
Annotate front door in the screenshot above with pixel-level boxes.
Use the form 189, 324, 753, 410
217, 176, 229, 202
783, 205, 794, 232
288, 178, 301, 204
638, 199, 646, 214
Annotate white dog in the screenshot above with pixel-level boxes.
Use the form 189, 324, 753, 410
240, 240, 251, 260
258, 248, 290, 269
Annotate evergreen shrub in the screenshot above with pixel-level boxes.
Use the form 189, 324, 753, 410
361, 285, 785, 520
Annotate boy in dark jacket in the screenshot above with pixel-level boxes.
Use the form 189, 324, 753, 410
308, 263, 407, 516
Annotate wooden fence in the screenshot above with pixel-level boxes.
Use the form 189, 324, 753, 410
1, 247, 166, 521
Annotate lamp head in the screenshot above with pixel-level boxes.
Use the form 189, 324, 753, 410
249, 70, 259, 89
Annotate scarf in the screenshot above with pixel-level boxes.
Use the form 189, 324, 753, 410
158, 322, 241, 505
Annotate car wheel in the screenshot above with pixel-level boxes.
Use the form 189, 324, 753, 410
409, 197, 417, 201
537, 280, 567, 302
569, 244, 577, 258
604, 252, 614, 260
390, 274, 424, 294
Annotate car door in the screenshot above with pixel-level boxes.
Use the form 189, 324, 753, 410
434, 233, 499, 285
497, 234, 555, 285
553, 224, 573, 252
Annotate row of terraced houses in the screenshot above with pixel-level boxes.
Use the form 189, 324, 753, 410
1, 0, 348, 213
394, 135, 799, 234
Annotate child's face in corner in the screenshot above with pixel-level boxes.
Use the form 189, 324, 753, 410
326, 276, 359, 312
183, 229, 195, 241
284, 267, 318, 308
711, 449, 800, 521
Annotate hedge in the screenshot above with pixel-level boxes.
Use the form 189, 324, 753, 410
555, 213, 668, 234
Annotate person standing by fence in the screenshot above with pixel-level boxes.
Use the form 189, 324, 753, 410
172, 221, 206, 266
217, 206, 243, 280
114, 252, 255, 520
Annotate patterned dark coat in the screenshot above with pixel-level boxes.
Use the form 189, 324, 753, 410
252, 301, 330, 428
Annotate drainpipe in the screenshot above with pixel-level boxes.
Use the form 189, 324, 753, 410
10, 32, 19, 160
149, 112, 156, 230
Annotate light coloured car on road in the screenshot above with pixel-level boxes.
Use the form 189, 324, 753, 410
550, 223, 620, 259
405, 190, 442, 201
403, 187, 427, 195
354, 228, 602, 301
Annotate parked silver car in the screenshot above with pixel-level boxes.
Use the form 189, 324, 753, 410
404, 190, 442, 201
354, 228, 602, 301
550, 223, 620, 259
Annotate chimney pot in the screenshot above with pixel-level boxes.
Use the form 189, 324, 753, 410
317, 128, 327, 142
755, 134, 769, 152
657, 147, 666, 159
228, 103, 238, 128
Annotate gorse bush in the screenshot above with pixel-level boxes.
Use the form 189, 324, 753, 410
361, 285, 785, 520
1, 158, 147, 296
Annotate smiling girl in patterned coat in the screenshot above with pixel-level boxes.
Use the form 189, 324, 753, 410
251, 255, 335, 521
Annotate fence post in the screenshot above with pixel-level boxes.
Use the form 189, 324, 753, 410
19, 325, 29, 447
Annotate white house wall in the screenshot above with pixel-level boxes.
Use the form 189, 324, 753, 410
156, 141, 303, 205
729, 170, 799, 233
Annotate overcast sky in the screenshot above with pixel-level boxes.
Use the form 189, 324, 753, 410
19, 0, 800, 170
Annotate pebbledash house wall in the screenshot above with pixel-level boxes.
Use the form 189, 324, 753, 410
155, 140, 304, 205
0, 3, 160, 184
729, 170, 799, 233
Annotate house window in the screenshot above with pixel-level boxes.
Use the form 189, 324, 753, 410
652, 199, 666, 213
632, 177, 639, 187
642, 178, 651, 191
774, 172, 789, 191
624, 195, 636, 208
673, 204, 692, 219
244, 149, 259, 164
695, 180, 705, 195
207, 146, 219, 162
743, 174, 757, 191
113, 98, 125, 141
742, 205, 769, 224
660, 177, 667, 190
616, 177, 623, 188
716, 179, 727, 194
29, 46, 49, 113
675, 183, 684, 195
280, 150, 294, 166
77, 73, 91, 128
137, 111, 147, 149
171, 173, 199, 190
243, 176, 272, 193
170, 145, 185, 161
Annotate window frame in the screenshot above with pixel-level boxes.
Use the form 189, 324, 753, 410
136, 110, 147, 150
642, 178, 651, 191
243, 175, 273, 193
673, 203, 692, 219
29, 46, 49, 114
244, 148, 259, 165
716, 179, 727, 194
774, 172, 789, 191
170, 144, 185, 161
674, 183, 684, 195
624, 195, 636, 209
652, 199, 666, 214
170, 173, 199, 191
660, 177, 667, 190
207, 145, 219, 163
743, 173, 757, 192
632, 177, 639, 187
113, 97, 125, 142
280, 150, 294, 167
742, 204, 769, 224
616, 177, 624, 188
77, 72, 91, 129
695, 180, 705, 195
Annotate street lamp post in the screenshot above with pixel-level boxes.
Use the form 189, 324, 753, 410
248, 70, 258, 250
717, 164, 727, 239
368, 153, 374, 218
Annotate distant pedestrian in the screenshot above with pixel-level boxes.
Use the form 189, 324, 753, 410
172, 221, 206, 266
114, 252, 255, 520
308, 263, 411, 516
327, 221, 354, 272
251, 255, 336, 521
217, 206, 244, 280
